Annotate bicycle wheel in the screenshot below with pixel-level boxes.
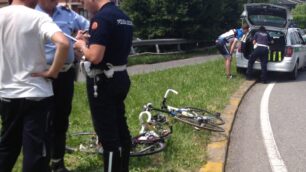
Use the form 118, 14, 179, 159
175, 114, 225, 132
130, 141, 166, 157
66, 132, 103, 154
66, 131, 168, 156
184, 107, 225, 125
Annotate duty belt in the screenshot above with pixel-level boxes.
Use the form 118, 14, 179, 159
80, 61, 127, 98
254, 43, 269, 49
81, 61, 127, 79
47, 64, 73, 72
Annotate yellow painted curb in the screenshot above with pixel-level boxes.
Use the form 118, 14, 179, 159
199, 80, 256, 172
207, 140, 227, 149
199, 162, 223, 172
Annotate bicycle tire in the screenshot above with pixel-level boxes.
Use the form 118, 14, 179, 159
183, 107, 225, 125
130, 141, 166, 157
174, 115, 225, 132
66, 132, 168, 156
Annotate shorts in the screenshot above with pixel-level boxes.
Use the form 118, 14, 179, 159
216, 40, 231, 58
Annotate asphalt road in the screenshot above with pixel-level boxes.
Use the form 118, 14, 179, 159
226, 71, 306, 172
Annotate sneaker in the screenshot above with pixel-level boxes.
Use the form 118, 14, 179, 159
227, 75, 233, 80
51, 159, 70, 172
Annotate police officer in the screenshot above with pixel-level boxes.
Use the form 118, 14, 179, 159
35, 1, 89, 171
0, 0, 69, 171
216, 27, 244, 79
246, 26, 272, 83
74, 0, 132, 171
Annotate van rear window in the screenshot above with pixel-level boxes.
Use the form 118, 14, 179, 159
249, 15, 287, 28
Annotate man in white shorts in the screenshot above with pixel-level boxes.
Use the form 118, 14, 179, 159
0, 0, 69, 171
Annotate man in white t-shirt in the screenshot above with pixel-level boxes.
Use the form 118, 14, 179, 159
0, 0, 69, 171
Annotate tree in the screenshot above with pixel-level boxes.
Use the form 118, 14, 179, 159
121, 0, 270, 41
292, 3, 306, 29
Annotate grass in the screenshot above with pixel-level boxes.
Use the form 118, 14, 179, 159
12, 57, 243, 172
128, 47, 217, 66
66, 58, 243, 172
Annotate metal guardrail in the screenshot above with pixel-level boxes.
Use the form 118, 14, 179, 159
131, 38, 196, 54
132, 39, 192, 46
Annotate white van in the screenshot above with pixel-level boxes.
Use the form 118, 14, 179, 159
236, 3, 306, 80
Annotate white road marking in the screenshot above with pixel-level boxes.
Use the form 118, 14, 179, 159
260, 83, 288, 172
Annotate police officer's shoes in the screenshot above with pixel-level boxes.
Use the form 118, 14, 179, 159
51, 159, 70, 172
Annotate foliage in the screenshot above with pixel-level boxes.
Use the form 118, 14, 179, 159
121, 0, 270, 40
292, 3, 306, 29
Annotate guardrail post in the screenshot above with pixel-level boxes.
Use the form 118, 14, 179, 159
177, 44, 182, 51
131, 46, 136, 54
155, 44, 160, 54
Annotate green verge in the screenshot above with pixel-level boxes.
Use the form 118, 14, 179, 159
13, 58, 243, 172
128, 47, 217, 66
66, 58, 243, 172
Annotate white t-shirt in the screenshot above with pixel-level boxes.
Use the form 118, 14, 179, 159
219, 29, 236, 43
0, 5, 61, 98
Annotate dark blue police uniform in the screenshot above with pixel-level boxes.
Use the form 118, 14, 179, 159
87, 2, 132, 172
247, 30, 272, 82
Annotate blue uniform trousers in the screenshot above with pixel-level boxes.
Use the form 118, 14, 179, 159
87, 71, 131, 172
247, 46, 269, 81
50, 67, 75, 160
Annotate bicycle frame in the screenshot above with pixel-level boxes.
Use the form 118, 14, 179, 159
144, 89, 212, 120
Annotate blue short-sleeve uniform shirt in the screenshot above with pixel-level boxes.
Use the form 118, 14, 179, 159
36, 5, 90, 64
89, 2, 133, 68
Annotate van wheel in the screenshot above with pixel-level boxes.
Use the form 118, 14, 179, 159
290, 62, 299, 80
236, 67, 246, 74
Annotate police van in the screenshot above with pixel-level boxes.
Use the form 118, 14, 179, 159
236, 3, 306, 80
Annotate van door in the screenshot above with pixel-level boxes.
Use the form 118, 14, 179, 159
241, 3, 291, 31
291, 31, 305, 69
296, 31, 306, 67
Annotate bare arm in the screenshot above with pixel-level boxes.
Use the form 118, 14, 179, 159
230, 39, 238, 55
32, 32, 69, 78
74, 39, 105, 64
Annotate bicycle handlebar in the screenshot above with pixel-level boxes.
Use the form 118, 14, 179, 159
138, 111, 152, 134
161, 89, 178, 109
139, 111, 152, 123
163, 89, 178, 99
